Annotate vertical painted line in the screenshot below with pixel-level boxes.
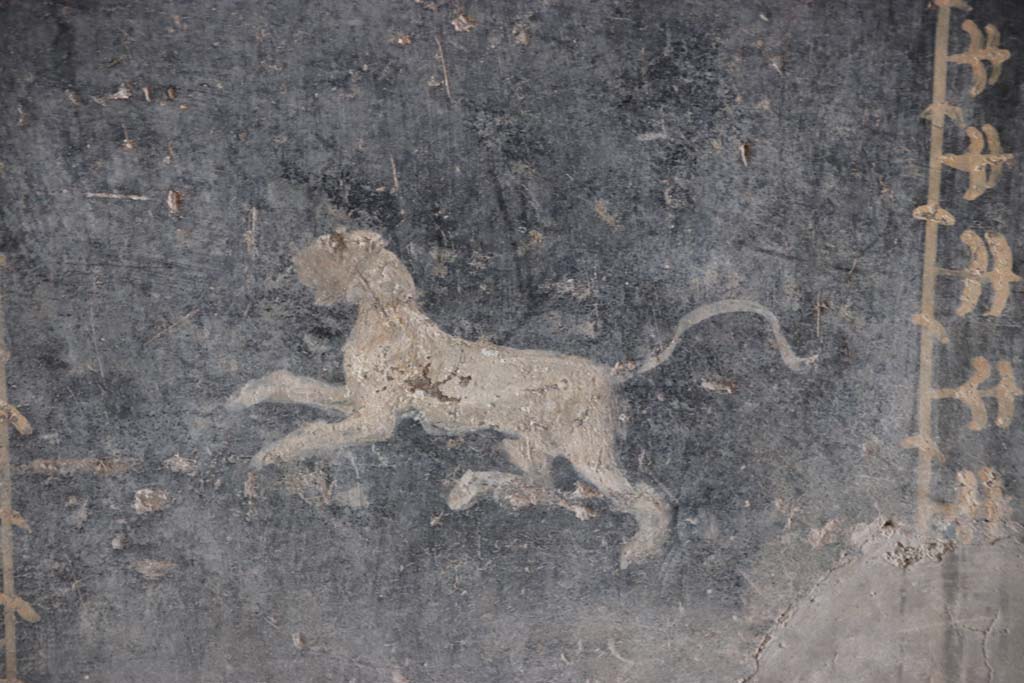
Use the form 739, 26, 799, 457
914, 6, 952, 530
0, 255, 16, 680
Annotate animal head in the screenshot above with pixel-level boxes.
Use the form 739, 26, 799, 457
293, 230, 416, 306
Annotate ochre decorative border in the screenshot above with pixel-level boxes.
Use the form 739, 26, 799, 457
0, 256, 39, 683
904, 0, 1016, 532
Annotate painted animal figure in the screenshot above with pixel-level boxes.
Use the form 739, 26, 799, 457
228, 231, 815, 568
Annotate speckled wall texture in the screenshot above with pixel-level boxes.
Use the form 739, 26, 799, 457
1, 1, 1024, 681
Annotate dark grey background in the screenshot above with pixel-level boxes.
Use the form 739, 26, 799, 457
1, 1, 1023, 681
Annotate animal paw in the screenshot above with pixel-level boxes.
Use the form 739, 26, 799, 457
567, 503, 597, 521
619, 537, 660, 570
227, 371, 289, 410
446, 472, 483, 511
226, 382, 262, 411
619, 493, 672, 569
249, 447, 280, 470
796, 353, 819, 371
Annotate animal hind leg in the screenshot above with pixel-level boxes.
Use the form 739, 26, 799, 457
447, 438, 595, 520
569, 444, 672, 569
446, 470, 596, 520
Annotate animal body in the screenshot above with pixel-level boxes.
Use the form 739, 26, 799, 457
228, 230, 815, 568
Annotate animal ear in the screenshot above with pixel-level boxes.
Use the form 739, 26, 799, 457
325, 232, 346, 253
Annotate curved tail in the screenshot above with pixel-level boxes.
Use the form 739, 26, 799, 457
617, 299, 816, 383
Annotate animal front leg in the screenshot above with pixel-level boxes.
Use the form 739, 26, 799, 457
227, 370, 352, 413
251, 411, 395, 469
